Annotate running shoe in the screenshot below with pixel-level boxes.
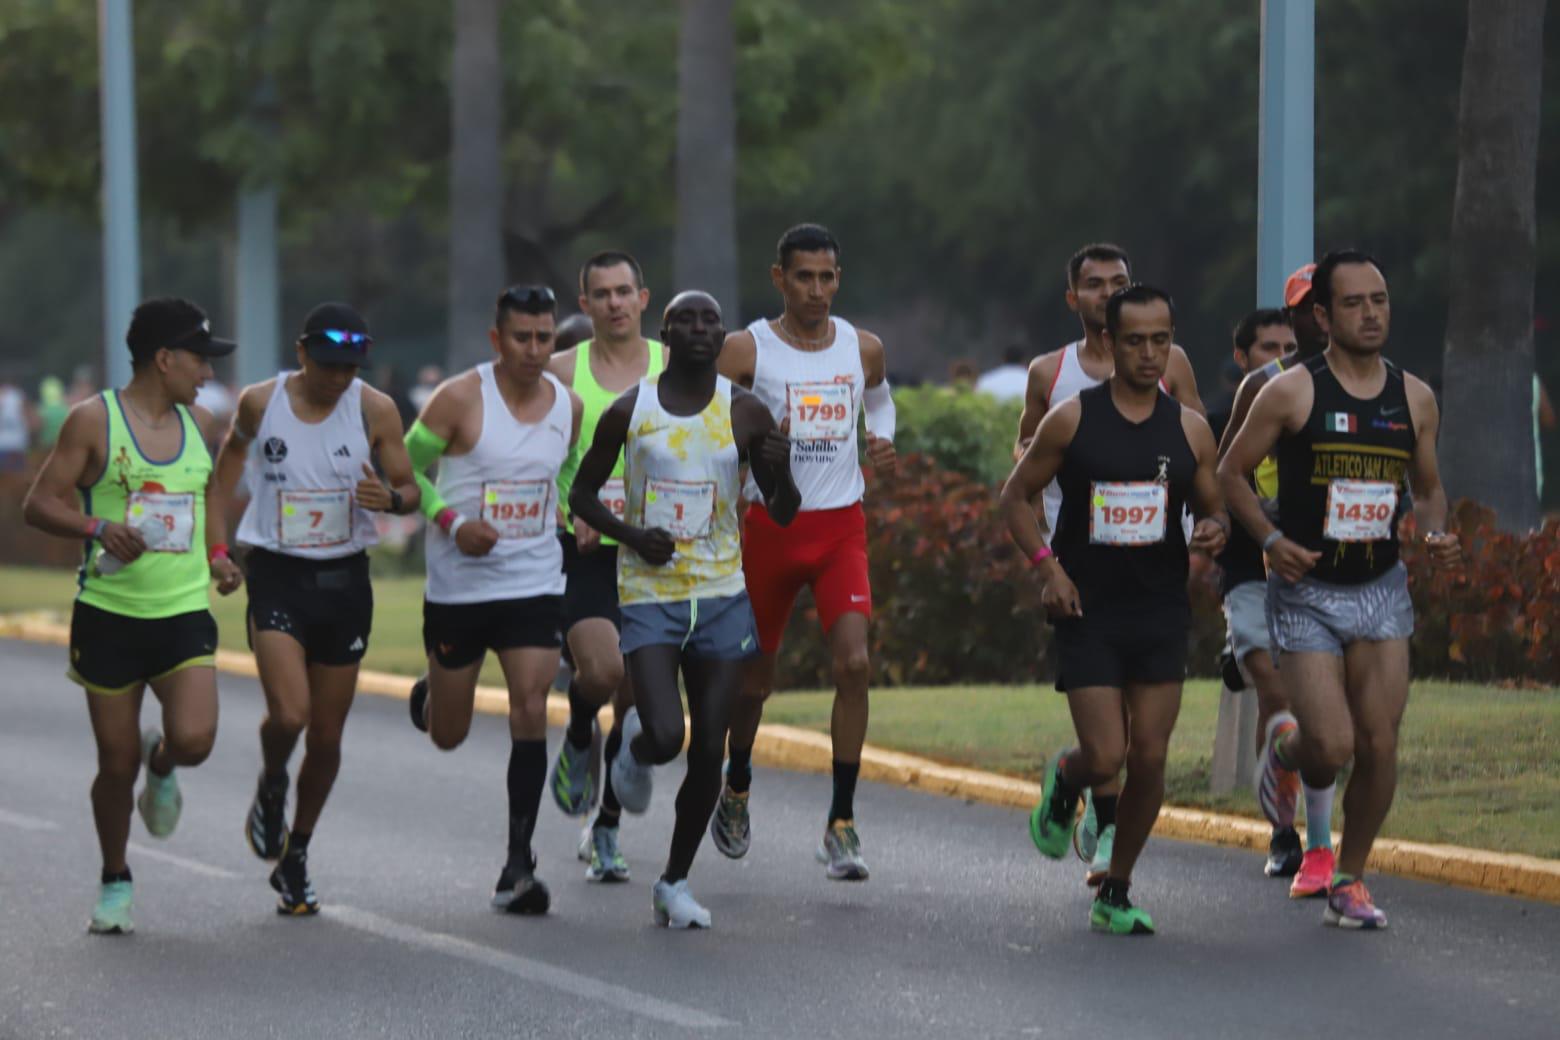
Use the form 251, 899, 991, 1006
652, 878, 711, 929
501, 854, 551, 916
709, 782, 751, 859
1090, 888, 1155, 935
584, 825, 630, 883
1029, 750, 1079, 860
816, 819, 870, 881
135, 728, 181, 839
270, 844, 320, 916
245, 772, 289, 861
492, 863, 519, 910
1290, 846, 1335, 900
88, 880, 134, 935
609, 708, 653, 814
1254, 712, 1300, 829
576, 823, 594, 864
1085, 824, 1115, 887
409, 676, 429, 733
1073, 789, 1098, 862
550, 736, 595, 817
1265, 826, 1303, 878
1324, 878, 1388, 930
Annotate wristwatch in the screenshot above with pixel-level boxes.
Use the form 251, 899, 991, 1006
388, 488, 404, 514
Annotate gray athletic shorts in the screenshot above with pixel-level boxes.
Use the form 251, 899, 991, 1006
1223, 580, 1271, 662
1266, 562, 1414, 656
619, 592, 759, 660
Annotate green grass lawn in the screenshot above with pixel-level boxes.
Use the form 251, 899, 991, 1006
5, 565, 1556, 857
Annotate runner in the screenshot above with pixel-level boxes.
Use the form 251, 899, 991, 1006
1219, 251, 1461, 929
1001, 284, 1228, 935
22, 297, 242, 934
403, 285, 582, 914
211, 302, 419, 915
710, 223, 896, 880
1214, 268, 1340, 896
1012, 242, 1206, 887
546, 252, 667, 883
570, 290, 799, 928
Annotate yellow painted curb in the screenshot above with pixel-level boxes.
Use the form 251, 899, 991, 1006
4, 614, 1555, 903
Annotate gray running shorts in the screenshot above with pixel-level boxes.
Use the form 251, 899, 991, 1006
619, 592, 759, 660
1266, 562, 1414, 657
1223, 580, 1271, 663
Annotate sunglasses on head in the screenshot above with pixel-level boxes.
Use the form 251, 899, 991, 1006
306, 328, 373, 349
501, 285, 556, 314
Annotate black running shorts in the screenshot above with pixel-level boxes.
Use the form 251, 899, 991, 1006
422, 595, 564, 670
559, 532, 620, 631
1051, 602, 1189, 693
68, 600, 217, 695
245, 548, 373, 666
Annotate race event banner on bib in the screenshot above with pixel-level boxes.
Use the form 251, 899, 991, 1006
1324, 479, 1397, 543
482, 479, 551, 539
644, 478, 716, 540
787, 382, 853, 442
599, 478, 627, 522
1088, 482, 1168, 546
279, 488, 353, 549
127, 491, 195, 553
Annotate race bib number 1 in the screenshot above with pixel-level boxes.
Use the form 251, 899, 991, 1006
127, 491, 195, 553
482, 480, 550, 539
1089, 482, 1168, 546
787, 382, 853, 442
1324, 480, 1397, 542
280, 488, 352, 548
644, 478, 716, 540
599, 478, 627, 522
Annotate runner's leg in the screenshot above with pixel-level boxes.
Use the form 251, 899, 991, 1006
1060, 687, 1129, 791
290, 662, 359, 836
83, 685, 147, 874
146, 665, 218, 771
1337, 638, 1410, 878
426, 657, 483, 751
1108, 680, 1184, 882
496, 646, 558, 866
1277, 652, 1352, 792
826, 613, 870, 823
664, 654, 743, 882
252, 624, 312, 783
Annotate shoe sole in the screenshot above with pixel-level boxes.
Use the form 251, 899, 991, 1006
504, 885, 551, 916
653, 908, 710, 929
1090, 918, 1155, 936
269, 862, 319, 916
586, 867, 631, 883
1291, 883, 1330, 900
1323, 908, 1386, 930
709, 815, 750, 860
88, 917, 134, 935
1265, 856, 1303, 879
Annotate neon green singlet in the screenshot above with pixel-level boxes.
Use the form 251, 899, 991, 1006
77, 391, 213, 619
556, 339, 664, 545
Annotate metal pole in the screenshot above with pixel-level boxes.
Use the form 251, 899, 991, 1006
1256, 0, 1315, 306
98, 0, 141, 389
236, 186, 281, 388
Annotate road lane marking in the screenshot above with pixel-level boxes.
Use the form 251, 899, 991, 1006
0, 808, 59, 831
126, 842, 240, 879
327, 904, 732, 1029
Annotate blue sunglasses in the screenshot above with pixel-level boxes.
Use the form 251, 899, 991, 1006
307, 328, 372, 350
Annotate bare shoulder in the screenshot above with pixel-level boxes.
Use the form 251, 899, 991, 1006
548, 347, 579, 386
1038, 393, 1084, 440
60, 394, 109, 444
1179, 404, 1217, 452
1402, 369, 1440, 425
721, 328, 757, 361
1027, 349, 1064, 394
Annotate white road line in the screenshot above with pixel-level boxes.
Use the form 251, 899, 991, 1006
327, 904, 732, 1030
0, 808, 60, 831
126, 842, 240, 879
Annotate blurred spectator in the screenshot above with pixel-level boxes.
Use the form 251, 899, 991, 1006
67, 365, 97, 405
974, 345, 1030, 401
375, 363, 417, 428
36, 376, 68, 450
555, 313, 594, 353
195, 378, 236, 424
0, 373, 35, 472
947, 359, 979, 388
409, 364, 444, 413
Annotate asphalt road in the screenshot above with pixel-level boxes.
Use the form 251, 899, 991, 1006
1, 637, 1556, 1039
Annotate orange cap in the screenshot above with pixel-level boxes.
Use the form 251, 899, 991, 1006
1284, 263, 1317, 308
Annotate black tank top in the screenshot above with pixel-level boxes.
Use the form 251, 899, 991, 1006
1053, 383, 1197, 611
1275, 353, 1416, 584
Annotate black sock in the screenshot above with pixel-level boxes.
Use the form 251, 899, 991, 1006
828, 760, 860, 824
565, 682, 594, 750
507, 738, 548, 864
1099, 876, 1130, 906
1093, 794, 1118, 830
594, 725, 623, 829
101, 867, 132, 884
727, 744, 753, 794
1055, 752, 1081, 802
287, 829, 312, 853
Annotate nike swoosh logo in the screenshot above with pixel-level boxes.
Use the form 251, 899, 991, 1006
1380, 406, 1405, 417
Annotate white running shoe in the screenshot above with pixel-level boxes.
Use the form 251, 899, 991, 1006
652, 878, 711, 929
609, 708, 653, 814
136, 728, 182, 838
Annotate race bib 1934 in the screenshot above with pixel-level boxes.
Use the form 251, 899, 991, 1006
1088, 482, 1168, 546
599, 478, 627, 522
1324, 480, 1397, 543
644, 478, 716, 541
787, 382, 853, 442
127, 491, 195, 553
279, 488, 352, 549
482, 479, 550, 539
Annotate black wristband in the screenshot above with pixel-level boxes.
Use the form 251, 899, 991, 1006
389, 488, 404, 514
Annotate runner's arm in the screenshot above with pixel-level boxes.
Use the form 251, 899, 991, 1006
208, 382, 267, 548
21, 399, 113, 540
717, 330, 757, 388
363, 388, 420, 515
568, 389, 645, 547
1167, 345, 1206, 417
1014, 354, 1059, 460
404, 377, 473, 524
1404, 374, 1451, 539
999, 398, 1079, 568
1217, 368, 1269, 459
1216, 377, 1295, 548
1183, 410, 1229, 554
735, 387, 800, 526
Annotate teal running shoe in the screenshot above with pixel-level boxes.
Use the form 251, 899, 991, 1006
584, 825, 630, 883
136, 728, 181, 839
1086, 824, 1116, 887
88, 880, 134, 935
1074, 788, 1098, 862
1029, 750, 1078, 860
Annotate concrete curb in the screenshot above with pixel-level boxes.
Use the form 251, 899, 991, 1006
5, 614, 1555, 904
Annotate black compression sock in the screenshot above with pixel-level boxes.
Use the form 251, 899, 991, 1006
1093, 794, 1118, 830
564, 683, 594, 750
1098, 877, 1130, 906
594, 725, 623, 829
508, 738, 548, 862
829, 760, 860, 824
101, 868, 132, 885
727, 744, 753, 794
287, 830, 311, 853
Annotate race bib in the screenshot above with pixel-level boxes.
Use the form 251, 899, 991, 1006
644, 478, 716, 541
482, 479, 551, 539
279, 488, 353, 549
787, 382, 854, 442
1089, 482, 1168, 546
126, 491, 195, 553
599, 478, 627, 522
1324, 480, 1397, 542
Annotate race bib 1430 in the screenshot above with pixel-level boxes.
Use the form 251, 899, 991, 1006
1088, 482, 1168, 546
1323, 480, 1397, 542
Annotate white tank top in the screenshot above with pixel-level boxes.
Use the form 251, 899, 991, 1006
741, 317, 866, 510
236, 372, 379, 559
424, 366, 570, 604
618, 374, 746, 605
0, 386, 27, 452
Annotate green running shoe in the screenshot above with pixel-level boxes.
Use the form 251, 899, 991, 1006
1029, 750, 1078, 860
550, 737, 595, 817
585, 825, 630, 883
136, 728, 181, 839
88, 880, 134, 935
1090, 890, 1155, 935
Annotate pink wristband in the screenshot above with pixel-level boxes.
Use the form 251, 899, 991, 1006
1030, 545, 1054, 565
436, 507, 458, 534
87, 518, 106, 540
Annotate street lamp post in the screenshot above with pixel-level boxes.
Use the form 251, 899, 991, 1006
1256, 0, 1315, 306
97, 0, 141, 390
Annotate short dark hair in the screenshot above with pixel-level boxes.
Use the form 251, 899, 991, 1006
494, 285, 557, 329
1311, 249, 1383, 312
776, 223, 840, 269
1067, 243, 1131, 288
579, 251, 644, 294
1233, 308, 1291, 353
1104, 284, 1175, 337
1002, 345, 1025, 366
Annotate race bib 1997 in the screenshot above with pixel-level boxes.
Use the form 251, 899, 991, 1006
482, 479, 551, 539
1088, 482, 1168, 546
279, 488, 352, 549
1323, 480, 1396, 542
127, 491, 195, 553
644, 478, 716, 541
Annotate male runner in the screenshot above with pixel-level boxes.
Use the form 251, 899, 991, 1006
23, 298, 242, 934
571, 290, 799, 929
1220, 251, 1461, 929
1002, 285, 1228, 935
711, 223, 896, 880
404, 285, 582, 913
212, 302, 419, 915
546, 251, 667, 882
1215, 270, 1340, 896
1013, 243, 1206, 887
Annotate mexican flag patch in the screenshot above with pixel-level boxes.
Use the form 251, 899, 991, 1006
1325, 412, 1356, 433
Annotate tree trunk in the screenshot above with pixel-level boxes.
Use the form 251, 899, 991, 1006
674, 0, 739, 320
446, 0, 504, 370
1440, 0, 1546, 531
